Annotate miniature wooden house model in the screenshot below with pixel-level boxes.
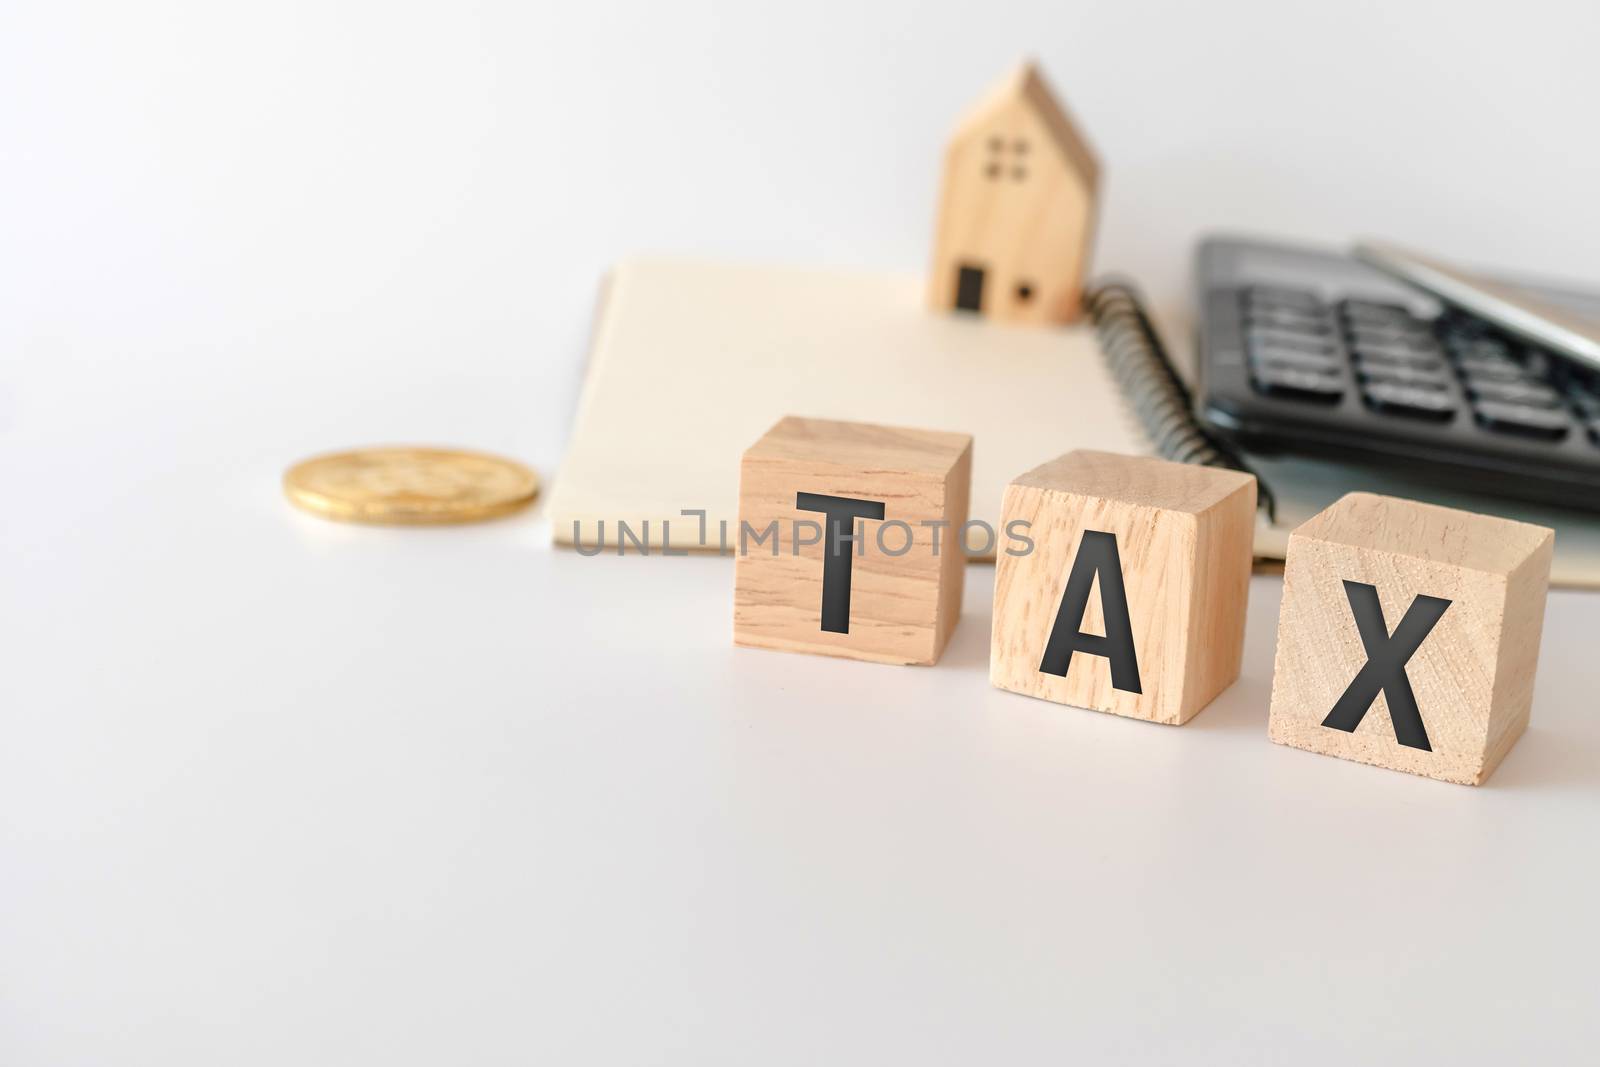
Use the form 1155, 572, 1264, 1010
929, 62, 1101, 325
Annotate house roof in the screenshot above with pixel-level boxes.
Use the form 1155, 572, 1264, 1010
950, 62, 1101, 190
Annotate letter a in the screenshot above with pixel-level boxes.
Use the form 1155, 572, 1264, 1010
1038, 529, 1141, 693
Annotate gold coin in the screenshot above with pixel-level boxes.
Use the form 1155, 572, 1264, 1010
284, 446, 539, 525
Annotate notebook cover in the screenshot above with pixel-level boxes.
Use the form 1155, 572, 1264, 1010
548, 259, 1150, 559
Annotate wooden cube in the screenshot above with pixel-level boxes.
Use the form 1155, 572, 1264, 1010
733, 416, 973, 665
1268, 492, 1554, 785
989, 450, 1257, 723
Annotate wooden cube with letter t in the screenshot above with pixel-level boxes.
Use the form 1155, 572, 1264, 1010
733, 416, 973, 666
989, 450, 1257, 723
1268, 492, 1554, 785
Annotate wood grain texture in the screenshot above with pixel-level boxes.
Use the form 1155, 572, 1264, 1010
928, 62, 1100, 326
989, 450, 1257, 723
733, 416, 973, 665
1267, 492, 1555, 785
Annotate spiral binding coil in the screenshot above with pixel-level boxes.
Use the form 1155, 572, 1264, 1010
1086, 280, 1275, 520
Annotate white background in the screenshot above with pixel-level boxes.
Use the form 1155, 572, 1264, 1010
5, 2, 1600, 1063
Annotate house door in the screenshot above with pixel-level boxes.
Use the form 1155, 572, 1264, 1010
955, 264, 985, 312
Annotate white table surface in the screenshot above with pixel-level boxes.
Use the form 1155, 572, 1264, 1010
6, 476, 1600, 1063
9, 1, 1600, 1062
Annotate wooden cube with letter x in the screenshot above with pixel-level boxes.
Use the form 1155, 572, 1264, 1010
989, 450, 1257, 723
733, 416, 973, 666
1268, 492, 1554, 785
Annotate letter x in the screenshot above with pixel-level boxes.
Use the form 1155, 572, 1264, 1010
1321, 581, 1451, 751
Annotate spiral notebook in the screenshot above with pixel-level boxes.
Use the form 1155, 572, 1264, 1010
548, 258, 1600, 586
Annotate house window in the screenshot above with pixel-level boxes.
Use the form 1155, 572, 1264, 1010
983, 135, 1030, 180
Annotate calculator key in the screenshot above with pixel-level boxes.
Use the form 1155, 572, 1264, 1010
1249, 298, 1326, 318
1456, 362, 1526, 384
1452, 338, 1514, 362
1455, 353, 1523, 374
1472, 401, 1571, 439
1465, 379, 1562, 408
1521, 350, 1563, 385
1252, 365, 1345, 402
1459, 362, 1529, 384
1250, 338, 1341, 364
1588, 417, 1600, 446
1362, 381, 1456, 420
1348, 323, 1439, 349
1341, 299, 1424, 319
1344, 299, 1420, 323
1359, 363, 1453, 389
1521, 348, 1555, 378
1247, 327, 1338, 356
1246, 307, 1332, 334
1248, 285, 1322, 312
1438, 314, 1493, 342
1341, 298, 1412, 317
1347, 316, 1437, 340
1354, 350, 1447, 375
1344, 326, 1433, 350
1252, 353, 1343, 377
1569, 388, 1600, 416
1352, 337, 1443, 361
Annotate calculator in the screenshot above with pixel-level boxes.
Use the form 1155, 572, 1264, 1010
1193, 235, 1600, 511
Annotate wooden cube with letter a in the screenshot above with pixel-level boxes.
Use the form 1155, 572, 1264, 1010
990, 450, 1257, 723
1268, 492, 1554, 785
733, 416, 973, 665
